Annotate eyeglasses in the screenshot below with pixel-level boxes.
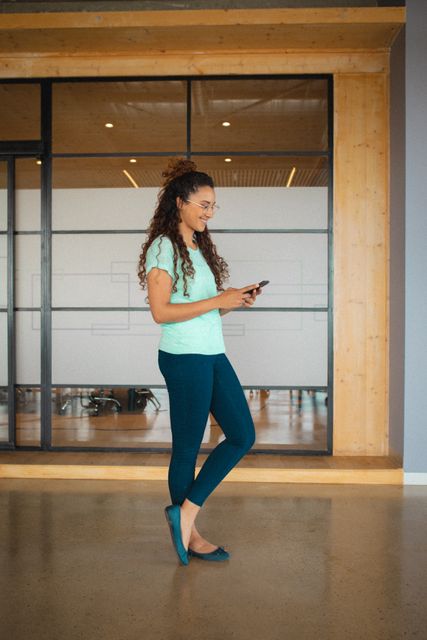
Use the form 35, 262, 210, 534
185, 199, 220, 214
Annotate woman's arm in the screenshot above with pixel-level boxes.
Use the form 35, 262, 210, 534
147, 267, 221, 323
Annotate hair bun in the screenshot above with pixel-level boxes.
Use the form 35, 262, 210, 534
161, 157, 197, 185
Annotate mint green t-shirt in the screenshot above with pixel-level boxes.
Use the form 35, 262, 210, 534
145, 235, 226, 355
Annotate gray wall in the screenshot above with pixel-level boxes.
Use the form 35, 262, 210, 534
404, 0, 427, 473
389, 27, 405, 459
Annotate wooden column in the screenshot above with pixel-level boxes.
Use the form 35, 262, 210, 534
333, 72, 389, 454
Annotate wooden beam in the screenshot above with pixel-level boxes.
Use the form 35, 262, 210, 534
0, 51, 390, 79
0, 7, 406, 30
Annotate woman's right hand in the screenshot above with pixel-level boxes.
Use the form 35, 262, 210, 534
216, 284, 259, 309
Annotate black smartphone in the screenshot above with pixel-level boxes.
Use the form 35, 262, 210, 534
243, 280, 269, 296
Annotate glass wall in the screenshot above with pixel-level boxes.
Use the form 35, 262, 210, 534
14, 159, 42, 447
0, 157, 7, 439
2, 76, 332, 453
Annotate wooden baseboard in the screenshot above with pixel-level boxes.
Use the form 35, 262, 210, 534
0, 464, 403, 484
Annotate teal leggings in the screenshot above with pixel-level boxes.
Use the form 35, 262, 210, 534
158, 349, 256, 507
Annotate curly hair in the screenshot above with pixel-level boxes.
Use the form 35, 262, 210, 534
137, 157, 230, 304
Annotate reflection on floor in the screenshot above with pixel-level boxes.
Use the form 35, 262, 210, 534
0, 386, 328, 451
0, 479, 425, 640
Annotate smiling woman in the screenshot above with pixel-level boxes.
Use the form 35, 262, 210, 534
138, 157, 261, 562
137, 157, 230, 300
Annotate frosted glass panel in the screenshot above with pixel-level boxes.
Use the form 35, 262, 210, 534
0, 192, 5, 231
52, 185, 327, 231
16, 235, 40, 308
0, 234, 6, 308
52, 232, 326, 308
0, 160, 6, 231
15, 190, 41, 231
223, 311, 328, 387
15, 158, 41, 231
16, 311, 41, 385
215, 233, 328, 308
52, 186, 158, 231
51, 310, 327, 387
213, 187, 327, 229
0, 312, 7, 386
52, 311, 161, 385
52, 234, 145, 308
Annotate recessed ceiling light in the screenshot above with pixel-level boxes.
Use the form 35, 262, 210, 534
224, 158, 232, 163
36, 159, 42, 165
105, 123, 114, 128
222, 121, 231, 127
130, 158, 137, 163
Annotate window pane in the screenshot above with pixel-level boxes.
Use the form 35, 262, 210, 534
51, 386, 170, 449
194, 155, 328, 187
15, 386, 41, 447
52, 157, 162, 230
0, 312, 7, 387
191, 78, 328, 152
52, 311, 161, 386
52, 156, 327, 230
0, 385, 8, 443
52, 234, 144, 308
16, 311, 41, 385
15, 235, 41, 308
0, 235, 6, 309
16, 158, 41, 232
211, 186, 327, 229
215, 233, 328, 308
224, 311, 328, 387
52, 231, 327, 309
241, 389, 328, 452
0, 160, 7, 232
52, 81, 187, 153
51, 310, 327, 388
50, 386, 327, 451
0, 83, 41, 141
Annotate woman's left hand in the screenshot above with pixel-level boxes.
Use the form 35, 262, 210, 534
242, 286, 262, 307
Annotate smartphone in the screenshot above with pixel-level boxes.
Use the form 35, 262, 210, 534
243, 280, 269, 296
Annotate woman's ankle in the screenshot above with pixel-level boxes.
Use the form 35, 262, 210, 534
180, 498, 201, 526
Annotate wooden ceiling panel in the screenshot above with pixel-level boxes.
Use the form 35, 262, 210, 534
0, 83, 40, 139
47, 156, 329, 188
8, 156, 328, 189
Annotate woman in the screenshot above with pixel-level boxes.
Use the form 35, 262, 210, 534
137, 158, 261, 565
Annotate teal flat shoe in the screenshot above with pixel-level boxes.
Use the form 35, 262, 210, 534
164, 504, 189, 566
188, 546, 230, 561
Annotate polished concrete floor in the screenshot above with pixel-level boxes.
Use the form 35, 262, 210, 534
0, 479, 426, 640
